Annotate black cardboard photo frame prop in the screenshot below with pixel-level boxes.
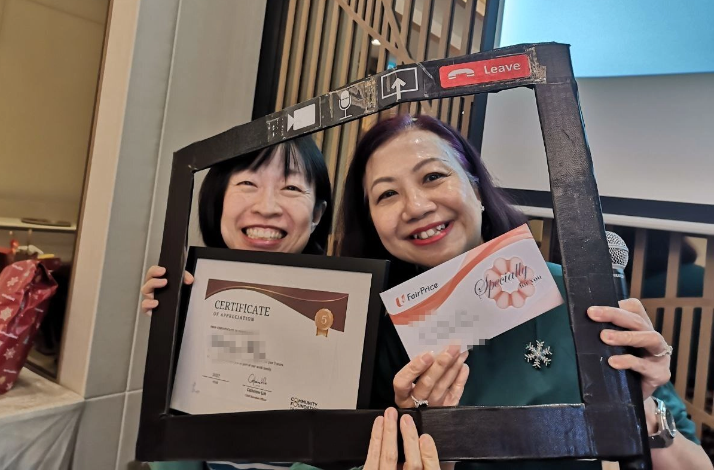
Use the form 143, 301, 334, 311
138, 43, 652, 469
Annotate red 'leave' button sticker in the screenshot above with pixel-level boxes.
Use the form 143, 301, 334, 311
439, 54, 531, 88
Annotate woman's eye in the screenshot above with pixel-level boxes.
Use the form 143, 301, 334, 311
377, 190, 397, 202
284, 185, 304, 193
236, 180, 256, 187
424, 172, 447, 183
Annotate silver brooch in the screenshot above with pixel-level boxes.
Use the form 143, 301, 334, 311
525, 340, 552, 369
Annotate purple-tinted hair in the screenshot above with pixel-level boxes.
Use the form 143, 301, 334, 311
337, 114, 526, 284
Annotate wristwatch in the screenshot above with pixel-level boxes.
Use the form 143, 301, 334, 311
649, 396, 677, 449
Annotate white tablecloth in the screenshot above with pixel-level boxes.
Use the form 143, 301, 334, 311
0, 368, 83, 470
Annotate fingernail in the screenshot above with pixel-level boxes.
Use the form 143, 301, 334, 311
446, 343, 460, 357
459, 350, 469, 361
402, 414, 414, 427
607, 356, 620, 368
421, 351, 435, 365
602, 331, 613, 342
588, 307, 602, 318
385, 407, 397, 420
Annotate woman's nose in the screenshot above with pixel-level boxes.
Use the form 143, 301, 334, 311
402, 188, 436, 222
251, 189, 283, 217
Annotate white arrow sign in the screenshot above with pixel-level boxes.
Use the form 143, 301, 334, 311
391, 77, 407, 101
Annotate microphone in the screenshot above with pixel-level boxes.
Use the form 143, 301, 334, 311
605, 231, 630, 301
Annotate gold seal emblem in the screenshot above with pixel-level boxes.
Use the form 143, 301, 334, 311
315, 308, 334, 337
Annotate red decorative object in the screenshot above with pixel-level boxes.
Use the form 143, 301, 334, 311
0, 260, 57, 395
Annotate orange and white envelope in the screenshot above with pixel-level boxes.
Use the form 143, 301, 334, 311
380, 224, 564, 359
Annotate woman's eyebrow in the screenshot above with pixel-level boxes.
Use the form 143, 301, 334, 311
370, 176, 395, 191
412, 157, 447, 173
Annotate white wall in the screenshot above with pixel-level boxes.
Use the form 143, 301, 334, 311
59, 0, 267, 469
0, 0, 107, 223
481, 73, 714, 207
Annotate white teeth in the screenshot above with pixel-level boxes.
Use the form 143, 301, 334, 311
412, 224, 448, 240
245, 227, 285, 240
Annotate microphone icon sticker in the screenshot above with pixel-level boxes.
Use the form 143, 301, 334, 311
339, 90, 352, 120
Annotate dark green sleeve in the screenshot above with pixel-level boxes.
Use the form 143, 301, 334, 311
149, 462, 204, 470
652, 382, 701, 445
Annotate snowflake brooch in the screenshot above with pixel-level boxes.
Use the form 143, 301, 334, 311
525, 340, 552, 369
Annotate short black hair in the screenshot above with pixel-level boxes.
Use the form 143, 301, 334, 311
198, 136, 332, 255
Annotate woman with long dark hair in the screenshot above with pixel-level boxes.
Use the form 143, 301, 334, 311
338, 114, 711, 470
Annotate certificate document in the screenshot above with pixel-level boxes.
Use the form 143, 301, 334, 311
171, 250, 381, 415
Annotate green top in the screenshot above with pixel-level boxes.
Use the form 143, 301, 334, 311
152, 263, 699, 470
370, 263, 699, 470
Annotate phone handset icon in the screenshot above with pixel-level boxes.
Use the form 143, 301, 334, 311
447, 68, 475, 79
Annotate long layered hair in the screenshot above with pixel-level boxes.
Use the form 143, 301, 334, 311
199, 136, 332, 255
338, 114, 526, 284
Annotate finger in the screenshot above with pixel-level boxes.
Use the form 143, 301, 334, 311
411, 345, 461, 403
618, 298, 651, 324
443, 364, 469, 407
608, 354, 671, 393
400, 415, 423, 470
145, 265, 166, 282
364, 416, 384, 470
394, 352, 435, 406
141, 299, 159, 315
379, 408, 399, 470
429, 350, 469, 404
587, 306, 652, 332
184, 271, 195, 285
600, 329, 668, 355
141, 277, 168, 296
418, 434, 441, 470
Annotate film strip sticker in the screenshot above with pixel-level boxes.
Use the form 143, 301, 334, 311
262, 46, 545, 147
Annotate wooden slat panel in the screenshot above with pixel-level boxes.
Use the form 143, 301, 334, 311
460, 0, 476, 54
303, 0, 327, 100
356, 0, 375, 76
641, 298, 713, 309
674, 306, 695, 398
661, 307, 676, 347
381, 0, 410, 60
660, 235, 682, 345
415, 0, 434, 116
665, 233, 682, 297
630, 228, 647, 301
460, 95, 474, 137
703, 236, 714, 299
693, 307, 713, 410
399, 0, 414, 50
333, 0, 411, 63
275, 0, 298, 110
449, 96, 461, 129
286, 0, 312, 106
437, 0, 456, 120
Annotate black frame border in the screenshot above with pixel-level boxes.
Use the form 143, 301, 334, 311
138, 43, 652, 469
179, 247, 389, 412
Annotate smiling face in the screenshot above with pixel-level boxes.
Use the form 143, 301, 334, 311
364, 129, 484, 268
220, 149, 324, 254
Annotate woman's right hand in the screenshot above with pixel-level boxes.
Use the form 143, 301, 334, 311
365, 407, 442, 470
140, 265, 194, 316
393, 344, 469, 408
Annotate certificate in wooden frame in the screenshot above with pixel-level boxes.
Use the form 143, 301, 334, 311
138, 43, 652, 469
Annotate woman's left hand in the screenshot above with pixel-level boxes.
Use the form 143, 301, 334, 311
587, 298, 671, 400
